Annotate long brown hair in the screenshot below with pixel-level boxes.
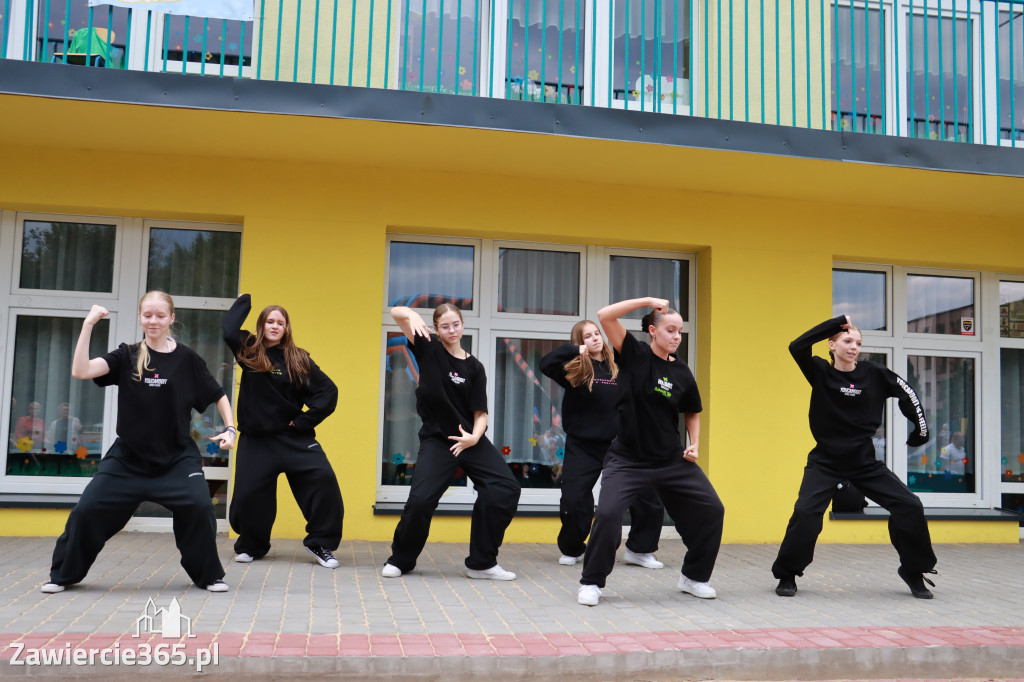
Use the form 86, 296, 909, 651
133, 290, 176, 381
234, 304, 311, 383
563, 320, 618, 390
828, 323, 861, 366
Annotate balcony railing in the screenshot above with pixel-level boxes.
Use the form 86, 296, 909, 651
2, 0, 1022, 147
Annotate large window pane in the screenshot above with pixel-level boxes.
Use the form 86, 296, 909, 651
613, 0, 690, 111
906, 355, 975, 493
1000, 281, 1024, 339
860, 351, 889, 462
398, 1, 482, 95
506, 0, 587, 103
388, 242, 475, 310
6, 316, 108, 477
831, 3, 886, 133
997, 10, 1024, 143
906, 274, 974, 335
147, 227, 241, 298
833, 269, 886, 331
906, 13, 972, 141
493, 337, 565, 489
380, 332, 473, 487
610, 256, 688, 320
498, 248, 579, 315
1001, 349, 1024, 483
20, 220, 116, 292
174, 309, 236, 468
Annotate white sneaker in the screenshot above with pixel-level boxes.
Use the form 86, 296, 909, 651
624, 549, 664, 569
205, 579, 229, 593
234, 552, 254, 563
381, 563, 402, 578
41, 583, 65, 594
577, 584, 601, 606
677, 575, 717, 599
465, 564, 517, 581
558, 554, 582, 566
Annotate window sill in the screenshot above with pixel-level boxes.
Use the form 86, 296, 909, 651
373, 502, 559, 517
830, 507, 1023, 522
0, 494, 79, 508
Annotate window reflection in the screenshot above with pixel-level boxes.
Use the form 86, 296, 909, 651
399, 1, 483, 95
147, 227, 242, 298
998, 11, 1024, 142
388, 242, 475, 310
493, 337, 565, 489
906, 354, 975, 493
1001, 349, 1024, 483
1000, 281, 1024, 339
613, 0, 690, 111
832, 3, 886, 133
833, 269, 887, 331
906, 12, 972, 141
6, 316, 108, 478
21, 220, 116, 292
507, 0, 586, 103
860, 351, 889, 463
906, 274, 974, 335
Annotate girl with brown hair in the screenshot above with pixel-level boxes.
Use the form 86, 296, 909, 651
223, 294, 343, 569
540, 320, 666, 569
382, 303, 521, 580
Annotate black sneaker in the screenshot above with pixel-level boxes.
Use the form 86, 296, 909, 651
897, 566, 936, 599
305, 544, 339, 569
775, 577, 797, 597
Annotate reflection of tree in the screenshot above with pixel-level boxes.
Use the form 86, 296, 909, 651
147, 230, 240, 297
20, 221, 115, 290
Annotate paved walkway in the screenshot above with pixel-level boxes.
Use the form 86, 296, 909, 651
1, 534, 1022, 679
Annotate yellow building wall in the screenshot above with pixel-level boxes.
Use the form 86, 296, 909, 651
0, 103, 1021, 546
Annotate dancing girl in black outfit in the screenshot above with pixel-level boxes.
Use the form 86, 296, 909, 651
772, 315, 938, 598
223, 294, 343, 569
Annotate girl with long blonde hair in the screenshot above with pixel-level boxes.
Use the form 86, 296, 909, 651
43, 290, 235, 594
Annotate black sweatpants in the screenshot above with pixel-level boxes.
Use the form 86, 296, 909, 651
772, 456, 937, 579
387, 435, 521, 572
558, 436, 665, 558
49, 440, 224, 588
229, 430, 344, 558
581, 450, 725, 589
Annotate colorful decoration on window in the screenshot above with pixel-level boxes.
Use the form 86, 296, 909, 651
206, 442, 220, 455
54, 441, 67, 454
527, 437, 537, 447
1018, 453, 1024, 464
920, 455, 928, 465
530, 464, 538, 474
16, 437, 33, 453
1003, 457, 1009, 466
1008, 470, 1014, 477
76, 446, 88, 459
934, 458, 943, 469
962, 457, 969, 467
392, 453, 405, 465
556, 448, 565, 460
501, 446, 511, 456
908, 475, 917, 485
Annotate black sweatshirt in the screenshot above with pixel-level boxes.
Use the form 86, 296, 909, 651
539, 344, 619, 442
407, 333, 488, 440
790, 316, 929, 460
610, 333, 702, 463
95, 342, 224, 470
222, 294, 338, 437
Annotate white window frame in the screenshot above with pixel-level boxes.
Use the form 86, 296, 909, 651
835, 262, 995, 509
379, 234, 698, 509
993, 274, 1024, 534
0, 210, 241, 531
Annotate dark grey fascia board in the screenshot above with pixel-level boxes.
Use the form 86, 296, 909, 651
2, 58, 1023, 178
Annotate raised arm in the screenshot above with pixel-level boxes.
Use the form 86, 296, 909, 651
597, 297, 669, 352
71, 306, 111, 380
222, 293, 253, 355
390, 306, 432, 343
788, 315, 849, 382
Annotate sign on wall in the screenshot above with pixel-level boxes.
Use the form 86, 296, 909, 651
88, 1, 255, 22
